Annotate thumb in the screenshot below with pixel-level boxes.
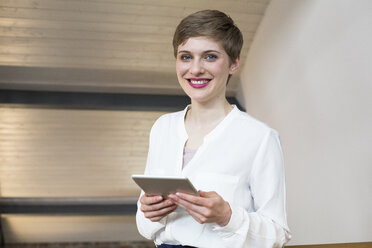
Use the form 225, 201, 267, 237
199, 190, 217, 198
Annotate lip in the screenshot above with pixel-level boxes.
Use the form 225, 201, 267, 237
187, 78, 211, 89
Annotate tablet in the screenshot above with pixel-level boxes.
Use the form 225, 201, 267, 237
132, 174, 199, 198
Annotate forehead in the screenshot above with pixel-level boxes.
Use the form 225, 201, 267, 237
177, 36, 225, 53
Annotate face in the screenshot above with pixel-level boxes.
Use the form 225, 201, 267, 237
176, 36, 240, 104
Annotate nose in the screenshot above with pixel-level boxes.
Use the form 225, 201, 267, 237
190, 59, 204, 75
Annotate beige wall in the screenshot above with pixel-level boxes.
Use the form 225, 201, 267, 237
237, 0, 372, 245
0, 106, 166, 242
0, 107, 166, 197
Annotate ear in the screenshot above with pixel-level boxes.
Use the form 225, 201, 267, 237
229, 56, 240, 74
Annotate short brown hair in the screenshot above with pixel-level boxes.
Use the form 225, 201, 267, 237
173, 10, 243, 63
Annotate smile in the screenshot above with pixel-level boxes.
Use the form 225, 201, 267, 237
187, 79, 211, 89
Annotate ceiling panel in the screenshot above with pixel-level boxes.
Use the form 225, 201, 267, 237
0, 0, 271, 96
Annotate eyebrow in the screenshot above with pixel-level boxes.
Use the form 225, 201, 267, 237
177, 49, 222, 54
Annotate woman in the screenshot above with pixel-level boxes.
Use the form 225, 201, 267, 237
136, 10, 291, 248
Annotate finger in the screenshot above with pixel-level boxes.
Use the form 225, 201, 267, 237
149, 216, 163, 222
176, 201, 209, 224
175, 192, 212, 208
149, 204, 177, 222
169, 194, 203, 211
141, 199, 175, 212
140, 194, 163, 205
144, 204, 177, 219
145, 204, 177, 219
172, 195, 210, 216
199, 190, 217, 198
149, 206, 176, 222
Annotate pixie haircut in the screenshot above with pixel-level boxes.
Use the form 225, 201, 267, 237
173, 10, 243, 63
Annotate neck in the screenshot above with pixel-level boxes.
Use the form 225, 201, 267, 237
186, 98, 233, 126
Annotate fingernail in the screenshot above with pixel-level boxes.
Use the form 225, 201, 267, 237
156, 196, 162, 201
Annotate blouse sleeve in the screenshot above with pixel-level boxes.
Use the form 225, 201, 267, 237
135, 119, 167, 240
136, 191, 166, 240
212, 130, 291, 247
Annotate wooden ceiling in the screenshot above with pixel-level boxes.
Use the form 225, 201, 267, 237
0, 0, 271, 96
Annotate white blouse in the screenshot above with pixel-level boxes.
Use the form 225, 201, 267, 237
136, 105, 291, 247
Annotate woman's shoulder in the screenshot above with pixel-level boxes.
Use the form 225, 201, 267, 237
233, 107, 279, 137
154, 109, 184, 124
150, 109, 185, 132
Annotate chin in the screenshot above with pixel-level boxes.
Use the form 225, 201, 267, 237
188, 94, 212, 103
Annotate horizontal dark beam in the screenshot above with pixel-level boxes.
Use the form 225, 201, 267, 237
0, 90, 245, 111
0, 197, 137, 215
0, 90, 190, 111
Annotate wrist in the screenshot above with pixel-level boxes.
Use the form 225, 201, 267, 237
218, 201, 232, 226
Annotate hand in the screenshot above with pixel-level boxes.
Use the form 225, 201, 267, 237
169, 190, 232, 226
140, 194, 177, 222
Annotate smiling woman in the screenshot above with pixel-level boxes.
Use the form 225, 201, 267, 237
175, 37, 239, 104
135, 10, 291, 248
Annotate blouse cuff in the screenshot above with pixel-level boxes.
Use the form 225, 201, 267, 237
137, 210, 167, 240
211, 205, 245, 237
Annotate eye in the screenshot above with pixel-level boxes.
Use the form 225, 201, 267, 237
179, 54, 191, 61
205, 54, 218, 61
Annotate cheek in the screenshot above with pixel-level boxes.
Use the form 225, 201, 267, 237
207, 62, 229, 77
176, 63, 187, 83
176, 61, 185, 71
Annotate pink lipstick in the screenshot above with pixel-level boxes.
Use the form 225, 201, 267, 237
187, 78, 211, 89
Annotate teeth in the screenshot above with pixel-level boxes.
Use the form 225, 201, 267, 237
190, 80, 209, 84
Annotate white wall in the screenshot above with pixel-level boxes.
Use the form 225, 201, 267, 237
237, 0, 372, 245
